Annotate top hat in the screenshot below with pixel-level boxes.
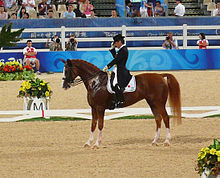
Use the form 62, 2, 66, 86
113, 34, 125, 44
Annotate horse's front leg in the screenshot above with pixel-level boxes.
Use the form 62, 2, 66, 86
84, 107, 97, 148
93, 108, 105, 149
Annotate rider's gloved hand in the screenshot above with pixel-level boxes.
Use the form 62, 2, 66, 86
111, 42, 115, 49
103, 66, 108, 72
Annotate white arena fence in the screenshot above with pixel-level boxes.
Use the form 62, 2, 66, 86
1, 24, 220, 52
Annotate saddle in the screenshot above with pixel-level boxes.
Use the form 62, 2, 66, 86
106, 67, 136, 94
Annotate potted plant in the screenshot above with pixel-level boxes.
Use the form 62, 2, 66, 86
18, 78, 52, 110
0, 60, 35, 81
197, 139, 220, 178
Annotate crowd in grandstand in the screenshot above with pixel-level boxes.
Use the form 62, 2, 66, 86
0, 0, 220, 20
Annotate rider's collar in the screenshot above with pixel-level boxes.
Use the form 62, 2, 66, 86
118, 44, 126, 50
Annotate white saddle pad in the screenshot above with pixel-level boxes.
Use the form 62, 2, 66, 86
107, 70, 136, 94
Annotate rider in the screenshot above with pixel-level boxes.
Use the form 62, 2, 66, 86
103, 34, 132, 108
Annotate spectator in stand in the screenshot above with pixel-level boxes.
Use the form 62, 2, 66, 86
174, 0, 185, 17
154, 1, 164, 16
197, 33, 209, 49
4, 0, 18, 12
0, 0, 3, 6
38, 0, 52, 18
23, 40, 41, 75
17, 6, 26, 19
66, 34, 78, 51
22, 12, 29, 19
10, 12, 17, 19
73, 2, 86, 18
213, 1, 220, 16
47, 9, 55, 18
22, 0, 35, 12
63, 4, 76, 18
90, 10, 96, 18
140, 0, 152, 17
162, 32, 178, 49
82, 0, 93, 17
126, 1, 132, 17
110, 10, 117, 18
46, 35, 63, 51
0, 5, 8, 19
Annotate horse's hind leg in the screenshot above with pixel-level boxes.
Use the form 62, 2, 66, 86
149, 104, 162, 146
84, 107, 97, 148
160, 107, 171, 146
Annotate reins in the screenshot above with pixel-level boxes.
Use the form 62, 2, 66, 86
63, 66, 104, 87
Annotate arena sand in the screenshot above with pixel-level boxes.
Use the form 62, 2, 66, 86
0, 70, 219, 178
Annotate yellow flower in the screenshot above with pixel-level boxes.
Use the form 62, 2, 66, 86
210, 148, 216, 155
47, 85, 51, 91
5, 62, 9, 65
0, 62, 4, 67
45, 91, 50, 97
216, 150, 220, 156
40, 82, 45, 86
200, 152, 206, 159
201, 147, 206, 152
26, 83, 31, 89
218, 157, 220, 162
205, 147, 210, 154
19, 87, 25, 92
15, 61, 19, 65
19, 64, 22, 68
38, 87, 41, 91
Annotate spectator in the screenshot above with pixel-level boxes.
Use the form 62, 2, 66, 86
4, 0, 18, 12
154, 1, 164, 16
23, 40, 41, 75
90, 10, 96, 18
174, 0, 185, 17
126, 2, 132, 17
10, 12, 17, 19
63, 4, 76, 19
82, 0, 93, 17
22, 12, 29, 19
46, 35, 63, 51
22, 0, 35, 12
140, 0, 152, 17
162, 32, 178, 49
110, 10, 117, 18
0, 5, 8, 19
0, 0, 3, 6
197, 33, 209, 49
47, 9, 55, 18
66, 34, 78, 51
213, 1, 220, 16
73, 2, 86, 18
17, 7, 27, 19
38, 0, 52, 18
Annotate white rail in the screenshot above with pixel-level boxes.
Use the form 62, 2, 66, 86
1, 24, 220, 52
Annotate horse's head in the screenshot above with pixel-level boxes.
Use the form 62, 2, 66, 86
61, 59, 79, 90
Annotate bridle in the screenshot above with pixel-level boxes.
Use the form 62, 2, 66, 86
62, 65, 104, 87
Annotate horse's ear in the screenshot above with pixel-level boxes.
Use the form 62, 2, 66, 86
60, 59, 66, 64
67, 59, 72, 67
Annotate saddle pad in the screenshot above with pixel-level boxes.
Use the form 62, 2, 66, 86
107, 74, 136, 94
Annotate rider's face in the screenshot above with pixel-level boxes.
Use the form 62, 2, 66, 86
114, 40, 122, 48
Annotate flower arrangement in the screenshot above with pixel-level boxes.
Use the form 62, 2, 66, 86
197, 139, 220, 176
18, 78, 52, 99
0, 61, 35, 81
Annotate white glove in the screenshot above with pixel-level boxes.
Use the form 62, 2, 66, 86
103, 66, 108, 72
111, 42, 115, 49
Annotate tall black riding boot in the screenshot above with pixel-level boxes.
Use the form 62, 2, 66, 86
114, 84, 125, 107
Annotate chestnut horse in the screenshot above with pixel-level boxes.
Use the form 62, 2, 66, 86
61, 59, 181, 148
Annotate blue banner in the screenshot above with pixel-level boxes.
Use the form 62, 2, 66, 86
1, 49, 220, 72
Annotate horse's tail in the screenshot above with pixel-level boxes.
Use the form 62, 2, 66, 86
162, 73, 182, 125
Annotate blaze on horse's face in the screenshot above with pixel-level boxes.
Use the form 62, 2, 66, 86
61, 59, 78, 90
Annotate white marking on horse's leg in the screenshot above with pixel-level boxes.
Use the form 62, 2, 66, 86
84, 131, 95, 147
93, 130, 102, 148
152, 128, 161, 146
164, 128, 171, 146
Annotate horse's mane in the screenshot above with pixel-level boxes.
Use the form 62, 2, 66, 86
72, 59, 101, 73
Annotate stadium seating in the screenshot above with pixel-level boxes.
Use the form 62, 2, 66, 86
92, 0, 116, 17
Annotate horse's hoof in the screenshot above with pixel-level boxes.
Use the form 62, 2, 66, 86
163, 141, 170, 147
83, 143, 91, 148
92, 145, 99, 149
152, 142, 159, 146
